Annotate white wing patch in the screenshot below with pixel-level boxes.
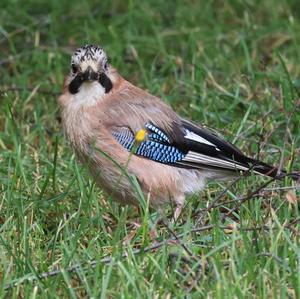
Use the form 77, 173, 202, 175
182, 151, 249, 171
184, 129, 220, 150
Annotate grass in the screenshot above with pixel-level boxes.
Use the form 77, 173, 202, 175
1, 0, 300, 297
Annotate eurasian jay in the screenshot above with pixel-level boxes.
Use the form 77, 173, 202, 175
58, 44, 299, 219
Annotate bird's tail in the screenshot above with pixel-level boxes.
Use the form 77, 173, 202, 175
250, 159, 300, 182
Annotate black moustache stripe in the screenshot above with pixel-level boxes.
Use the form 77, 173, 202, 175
69, 75, 83, 94
99, 73, 113, 93
68, 73, 113, 94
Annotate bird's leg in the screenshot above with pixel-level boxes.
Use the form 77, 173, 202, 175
173, 204, 183, 222
172, 194, 185, 222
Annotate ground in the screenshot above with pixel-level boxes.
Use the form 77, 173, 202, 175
1, 0, 300, 298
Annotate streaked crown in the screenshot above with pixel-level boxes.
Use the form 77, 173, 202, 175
68, 44, 113, 95
70, 44, 108, 74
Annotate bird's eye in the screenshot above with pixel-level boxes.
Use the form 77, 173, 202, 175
71, 64, 78, 73
104, 62, 108, 70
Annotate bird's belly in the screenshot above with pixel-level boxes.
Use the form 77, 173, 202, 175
86, 151, 208, 206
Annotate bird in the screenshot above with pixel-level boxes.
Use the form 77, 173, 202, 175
58, 44, 299, 220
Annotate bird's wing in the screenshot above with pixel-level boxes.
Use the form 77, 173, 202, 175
112, 124, 186, 164
176, 119, 252, 171
111, 119, 255, 173
103, 85, 297, 180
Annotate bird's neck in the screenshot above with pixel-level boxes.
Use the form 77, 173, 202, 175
71, 81, 106, 108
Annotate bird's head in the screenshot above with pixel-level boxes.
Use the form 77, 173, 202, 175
68, 44, 113, 95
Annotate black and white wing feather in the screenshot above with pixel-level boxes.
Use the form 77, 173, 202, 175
176, 119, 254, 172
112, 119, 298, 180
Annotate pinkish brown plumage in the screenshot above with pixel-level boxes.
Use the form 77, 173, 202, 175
58, 44, 299, 219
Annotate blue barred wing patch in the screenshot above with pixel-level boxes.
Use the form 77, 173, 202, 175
112, 124, 185, 164
136, 140, 185, 163
145, 123, 170, 143
112, 128, 135, 151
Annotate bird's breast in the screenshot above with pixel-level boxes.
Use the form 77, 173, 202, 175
61, 102, 94, 151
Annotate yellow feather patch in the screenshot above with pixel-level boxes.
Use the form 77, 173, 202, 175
135, 129, 146, 142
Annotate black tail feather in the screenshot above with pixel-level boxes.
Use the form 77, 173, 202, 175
251, 159, 300, 182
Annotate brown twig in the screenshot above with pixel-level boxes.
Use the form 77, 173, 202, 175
193, 175, 243, 220
5, 218, 300, 290
222, 177, 277, 221
5, 225, 216, 290
257, 252, 290, 271
0, 86, 60, 96
161, 220, 198, 262
0, 17, 51, 45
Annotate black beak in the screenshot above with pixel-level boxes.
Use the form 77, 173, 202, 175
82, 66, 98, 81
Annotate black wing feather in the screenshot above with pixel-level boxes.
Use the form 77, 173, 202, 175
174, 119, 298, 180
111, 119, 299, 181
